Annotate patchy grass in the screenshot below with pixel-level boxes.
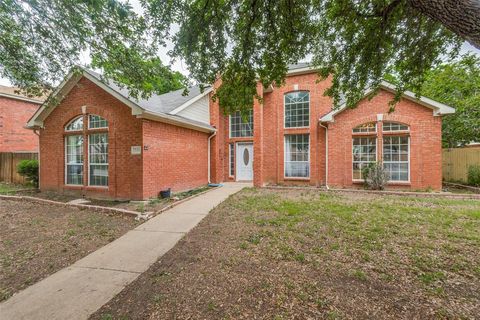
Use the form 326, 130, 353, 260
91, 189, 480, 319
0, 182, 33, 194
0, 199, 138, 301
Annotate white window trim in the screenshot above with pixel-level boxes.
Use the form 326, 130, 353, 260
87, 133, 109, 188
352, 122, 377, 134
284, 134, 311, 179
65, 116, 84, 132
229, 111, 253, 139
383, 136, 410, 183
352, 137, 378, 182
382, 121, 410, 133
65, 135, 84, 186
88, 114, 108, 130
283, 91, 311, 129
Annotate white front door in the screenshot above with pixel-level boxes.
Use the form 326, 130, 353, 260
236, 143, 253, 181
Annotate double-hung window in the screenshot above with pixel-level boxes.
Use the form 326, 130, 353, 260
89, 133, 109, 186
65, 134, 84, 185
352, 136, 377, 180
284, 134, 310, 178
64, 114, 109, 187
284, 91, 310, 128
383, 122, 409, 182
229, 110, 253, 138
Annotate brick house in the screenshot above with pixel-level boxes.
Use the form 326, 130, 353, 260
0, 85, 44, 152
27, 65, 454, 199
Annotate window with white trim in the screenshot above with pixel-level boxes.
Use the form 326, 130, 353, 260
284, 134, 310, 178
65, 116, 84, 131
229, 143, 235, 177
89, 114, 108, 129
89, 133, 109, 186
65, 135, 84, 185
383, 121, 409, 132
284, 91, 310, 128
383, 136, 409, 181
64, 114, 109, 187
229, 110, 253, 138
352, 122, 376, 133
352, 137, 377, 180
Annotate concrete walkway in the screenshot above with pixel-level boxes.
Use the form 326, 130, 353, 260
0, 183, 249, 320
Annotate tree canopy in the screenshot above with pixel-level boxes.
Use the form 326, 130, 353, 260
420, 54, 480, 147
2, 0, 479, 114
0, 0, 186, 98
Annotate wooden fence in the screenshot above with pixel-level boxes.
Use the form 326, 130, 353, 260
0, 152, 38, 184
443, 147, 480, 183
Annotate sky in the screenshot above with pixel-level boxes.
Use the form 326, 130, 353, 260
1, 0, 479, 87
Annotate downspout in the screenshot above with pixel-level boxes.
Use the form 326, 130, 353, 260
207, 130, 217, 184
318, 122, 329, 190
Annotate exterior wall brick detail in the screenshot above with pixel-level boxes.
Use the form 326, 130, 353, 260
142, 120, 209, 198
0, 96, 40, 152
213, 72, 443, 190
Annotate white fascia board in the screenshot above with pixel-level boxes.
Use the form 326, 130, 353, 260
169, 87, 213, 115
139, 111, 216, 133
0, 93, 43, 104
82, 71, 144, 116
26, 71, 81, 129
319, 81, 455, 123
286, 66, 317, 76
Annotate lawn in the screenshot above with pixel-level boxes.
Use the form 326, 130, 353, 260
92, 188, 480, 319
0, 199, 138, 302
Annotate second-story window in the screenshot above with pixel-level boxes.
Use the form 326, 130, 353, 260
229, 110, 253, 138
284, 91, 310, 128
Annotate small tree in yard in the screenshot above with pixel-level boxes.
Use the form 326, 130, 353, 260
362, 162, 390, 190
17, 160, 39, 187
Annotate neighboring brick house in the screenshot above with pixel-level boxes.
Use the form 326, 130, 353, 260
27, 65, 454, 199
0, 85, 44, 152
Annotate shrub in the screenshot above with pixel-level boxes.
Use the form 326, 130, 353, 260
363, 162, 389, 190
467, 165, 480, 187
17, 159, 39, 187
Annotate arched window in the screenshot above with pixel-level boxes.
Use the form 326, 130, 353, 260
65, 116, 84, 131
352, 122, 376, 133
65, 114, 109, 187
351, 121, 410, 182
88, 114, 108, 129
284, 91, 310, 128
383, 121, 409, 132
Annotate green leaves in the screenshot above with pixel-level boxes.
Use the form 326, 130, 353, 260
147, 0, 462, 114
0, 0, 185, 98
420, 54, 480, 147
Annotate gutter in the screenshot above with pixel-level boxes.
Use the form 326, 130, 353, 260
318, 122, 329, 190
207, 130, 217, 183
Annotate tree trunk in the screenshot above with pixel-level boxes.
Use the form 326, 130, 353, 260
408, 0, 480, 49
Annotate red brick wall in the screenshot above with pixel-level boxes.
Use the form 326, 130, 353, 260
328, 90, 443, 190
0, 96, 40, 152
212, 72, 443, 190
39, 77, 144, 200
142, 120, 209, 198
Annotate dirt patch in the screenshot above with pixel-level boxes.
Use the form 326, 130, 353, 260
16, 185, 213, 213
0, 199, 138, 301
91, 189, 480, 319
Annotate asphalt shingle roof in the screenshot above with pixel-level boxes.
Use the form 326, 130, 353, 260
84, 69, 209, 115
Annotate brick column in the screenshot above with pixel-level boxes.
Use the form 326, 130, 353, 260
253, 83, 264, 187
209, 79, 223, 183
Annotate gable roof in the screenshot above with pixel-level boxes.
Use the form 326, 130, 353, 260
0, 85, 45, 104
320, 80, 455, 123
27, 68, 214, 133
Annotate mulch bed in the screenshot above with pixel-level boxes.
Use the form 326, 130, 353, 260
0, 199, 138, 302
90, 189, 480, 320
